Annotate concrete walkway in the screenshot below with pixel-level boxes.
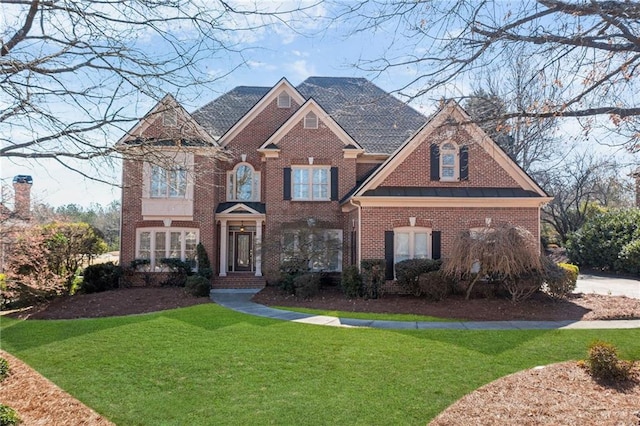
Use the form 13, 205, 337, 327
210, 289, 640, 330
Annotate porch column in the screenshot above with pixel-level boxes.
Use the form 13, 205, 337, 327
254, 220, 262, 277
219, 219, 227, 277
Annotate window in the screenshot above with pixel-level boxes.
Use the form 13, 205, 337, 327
136, 228, 198, 270
163, 109, 177, 127
151, 165, 187, 198
227, 163, 260, 201
277, 91, 291, 108
282, 229, 343, 272
440, 142, 458, 181
292, 166, 329, 201
394, 227, 431, 264
304, 112, 318, 129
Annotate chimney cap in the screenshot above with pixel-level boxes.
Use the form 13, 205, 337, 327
13, 175, 33, 184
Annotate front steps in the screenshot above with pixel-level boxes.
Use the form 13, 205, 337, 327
212, 274, 266, 289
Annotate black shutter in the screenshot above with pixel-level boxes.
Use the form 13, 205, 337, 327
330, 167, 339, 201
283, 167, 291, 200
384, 231, 394, 280
430, 144, 440, 181
460, 145, 469, 181
432, 231, 441, 260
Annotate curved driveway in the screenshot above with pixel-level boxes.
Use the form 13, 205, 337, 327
575, 272, 640, 299
210, 288, 640, 331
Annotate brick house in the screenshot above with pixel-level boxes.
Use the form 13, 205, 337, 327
118, 77, 551, 287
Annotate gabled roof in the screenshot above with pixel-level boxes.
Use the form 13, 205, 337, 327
190, 76, 427, 153
117, 94, 217, 147
297, 77, 426, 154
351, 101, 550, 200
258, 99, 363, 151
192, 86, 270, 139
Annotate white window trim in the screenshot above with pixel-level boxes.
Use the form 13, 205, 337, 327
135, 228, 199, 271
150, 165, 188, 198
291, 166, 330, 201
226, 163, 261, 202
277, 91, 291, 108
142, 152, 194, 200
304, 112, 318, 129
393, 226, 432, 265
439, 141, 459, 182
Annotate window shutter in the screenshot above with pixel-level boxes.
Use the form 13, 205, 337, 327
330, 167, 339, 201
430, 144, 440, 181
460, 145, 469, 181
283, 167, 291, 200
432, 231, 441, 260
384, 231, 394, 280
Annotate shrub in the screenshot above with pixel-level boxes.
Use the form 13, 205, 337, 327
294, 273, 320, 299
0, 358, 8, 382
615, 239, 640, 275
196, 243, 213, 278
418, 270, 453, 301
567, 208, 640, 271
185, 275, 211, 297
501, 272, 543, 303
361, 259, 385, 299
341, 265, 363, 298
0, 404, 20, 426
277, 259, 308, 294
395, 259, 442, 296
79, 262, 122, 294
543, 261, 579, 299
159, 258, 193, 287
585, 340, 634, 382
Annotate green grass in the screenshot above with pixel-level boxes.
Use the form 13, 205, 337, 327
274, 305, 458, 322
1, 304, 639, 425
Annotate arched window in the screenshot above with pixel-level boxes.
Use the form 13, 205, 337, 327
227, 163, 260, 201
440, 142, 458, 181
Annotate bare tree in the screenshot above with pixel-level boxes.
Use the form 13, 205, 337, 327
464, 51, 562, 172
537, 153, 633, 242
336, 0, 640, 150
1, 0, 320, 180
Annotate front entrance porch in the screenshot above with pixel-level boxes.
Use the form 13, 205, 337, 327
215, 202, 266, 278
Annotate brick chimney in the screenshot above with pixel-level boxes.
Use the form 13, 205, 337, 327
12, 175, 33, 220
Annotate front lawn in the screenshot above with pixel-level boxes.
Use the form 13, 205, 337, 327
1, 304, 638, 425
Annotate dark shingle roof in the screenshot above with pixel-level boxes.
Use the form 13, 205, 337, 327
297, 77, 426, 154
190, 77, 427, 153
362, 187, 543, 198
192, 86, 270, 139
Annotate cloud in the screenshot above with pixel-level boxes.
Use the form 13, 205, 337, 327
287, 60, 317, 81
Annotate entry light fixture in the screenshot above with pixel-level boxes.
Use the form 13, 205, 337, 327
240, 221, 245, 232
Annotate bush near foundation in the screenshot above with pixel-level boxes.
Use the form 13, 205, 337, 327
418, 270, 454, 301
185, 275, 211, 297
341, 265, 363, 298
294, 273, 320, 299
80, 262, 122, 294
361, 259, 385, 299
543, 261, 579, 299
395, 259, 442, 296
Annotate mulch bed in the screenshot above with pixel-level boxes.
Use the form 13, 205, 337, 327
252, 285, 640, 321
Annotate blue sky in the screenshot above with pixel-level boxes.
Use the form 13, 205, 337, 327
1, 2, 430, 208
1, 1, 637, 208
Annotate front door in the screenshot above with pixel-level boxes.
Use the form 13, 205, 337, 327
234, 232, 253, 271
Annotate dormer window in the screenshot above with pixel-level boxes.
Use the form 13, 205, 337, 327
163, 109, 177, 127
304, 112, 318, 129
227, 163, 260, 201
277, 92, 291, 108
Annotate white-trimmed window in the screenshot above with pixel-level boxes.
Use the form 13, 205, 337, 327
292, 166, 329, 200
282, 229, 343, 272
277, 91, 291, 108
151, 165, 187, 198
227, 163, 260, 201
304, 112, 318, 129
394, 226, 431, 264
440, 142, 459, 181
136, 228, 198, 270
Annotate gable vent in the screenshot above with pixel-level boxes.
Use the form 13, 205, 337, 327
277, 92, 291, 108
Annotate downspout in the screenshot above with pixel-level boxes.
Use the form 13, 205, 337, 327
349, 198, 362, 271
